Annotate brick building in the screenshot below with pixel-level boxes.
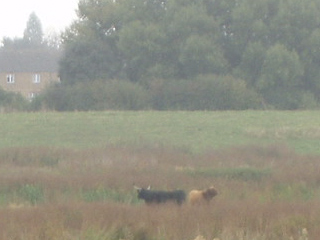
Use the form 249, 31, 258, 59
0, 49, 61, 100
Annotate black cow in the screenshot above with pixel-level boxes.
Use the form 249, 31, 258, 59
135, 186, 186, 205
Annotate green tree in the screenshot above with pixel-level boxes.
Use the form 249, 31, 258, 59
235, 41, 266, 86
257, 44, 304, 108
163, 2, 222, 78
302, 29, 320, 97
257, 44, 303, 91
117, 21, 166, 82
23, 12, 43, 45
59, 38, 122, 84
60, 0, 123, 83
55, 0, 320, 109
226, 0, 278, 67
178, 35, 228, 78
60, 0, 227, 83
269, 0, 320, 52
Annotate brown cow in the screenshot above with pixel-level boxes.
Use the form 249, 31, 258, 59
188, 186, 218, 205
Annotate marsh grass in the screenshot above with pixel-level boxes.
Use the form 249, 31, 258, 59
0, 147, 67, 167
186, 167, 272, 181
0, 144, 320, 239
81, 186, 137, 204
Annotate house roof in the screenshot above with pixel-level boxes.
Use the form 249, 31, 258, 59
0, 48, 61, 73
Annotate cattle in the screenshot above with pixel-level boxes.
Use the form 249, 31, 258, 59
188, 186, 218, 205
134, 186, 186, 205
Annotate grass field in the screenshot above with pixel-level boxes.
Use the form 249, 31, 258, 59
0, 111, 319, 239
0, 110, 320, 154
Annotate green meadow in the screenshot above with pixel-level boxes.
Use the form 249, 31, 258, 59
0, 110, 319, 154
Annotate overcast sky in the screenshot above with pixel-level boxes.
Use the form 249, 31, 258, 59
0, 0, 79, 40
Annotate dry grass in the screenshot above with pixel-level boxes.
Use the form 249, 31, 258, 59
0, 144, 320, 239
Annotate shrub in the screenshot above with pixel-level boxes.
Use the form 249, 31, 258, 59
81, 186, 136, 204
192, 75, 262, 110
148, 78, 195, 110
148, 75, 262, 110
18, 184, 44, 205
82, 228, 110, 240
0, 87, 28, 112
40, 80, 151, 111
98, 80, 151, 110
262, 87, 319, 110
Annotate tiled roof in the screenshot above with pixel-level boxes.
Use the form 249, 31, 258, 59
0, 49, 61, 73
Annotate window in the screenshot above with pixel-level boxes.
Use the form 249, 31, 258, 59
6, 74, 14, 83
32, 74, 41, 83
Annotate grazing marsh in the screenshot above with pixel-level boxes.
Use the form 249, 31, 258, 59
0, 111, 320, 239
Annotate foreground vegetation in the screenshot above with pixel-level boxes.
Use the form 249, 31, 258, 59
0, 144, 319, 239
0, 111, 319, 239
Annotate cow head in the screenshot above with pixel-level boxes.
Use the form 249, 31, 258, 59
202, 186, 218, 200
134, 185, 151, 191
134, 185, 151, 198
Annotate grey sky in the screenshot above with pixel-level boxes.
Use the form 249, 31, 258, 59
0, 0, 78, 39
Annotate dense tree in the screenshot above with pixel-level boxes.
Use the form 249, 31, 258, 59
163, 2, 226, 78
302, 29, 320, 98
257, 44, 303, 91
61, 0, 227, 82
1, 37, 27, 49
178, 35, 228, 78
1, 12, 58, 51
44, 30, 63, 49
257, 44, 304, 108
269, 0, 320, 52
59, 38, 122, 83
234, 41, 266, 86
57, 0, 320, 109
117, 21, 166, 81
60, 0, 123, 83
23, 12, 43, 45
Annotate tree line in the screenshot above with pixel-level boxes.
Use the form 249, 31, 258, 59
2, 0, 320, 111
57, 0, 320, 110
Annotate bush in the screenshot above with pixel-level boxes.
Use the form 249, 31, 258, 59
147, 78, 195, 110
81, 186, 136, 204
193, 75, 262, 110
18, 184, 44, 205
262, 88, 319, 110
98, 80, 151, 110
40, 80, 151, 111
0, 87, 28, 112
36, 83, 73, 111
148, 75, 262, 110
34, 74, 320, 111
